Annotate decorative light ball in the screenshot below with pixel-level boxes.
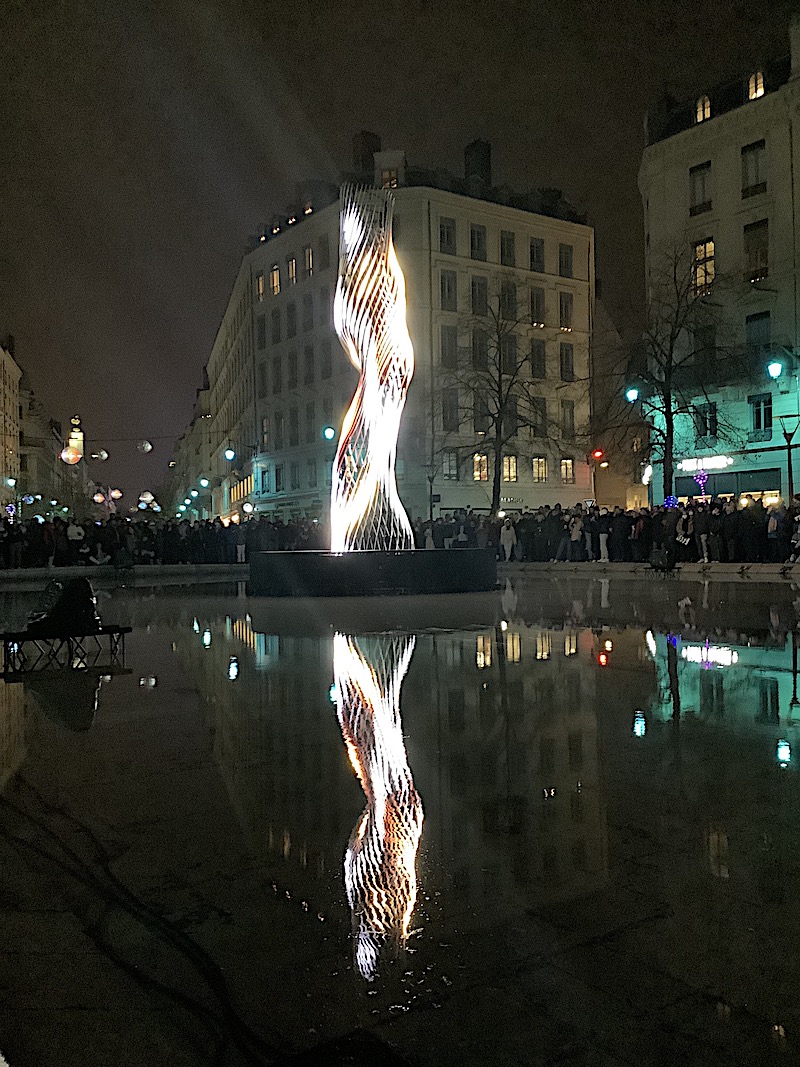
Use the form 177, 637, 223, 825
190, 489, 199, 498
137, 501, 148, 510
178, 504, 186, 512
199, 477, 210, 488
151, 503, 162, 513
93, 492, 106, 504
242, 502, 254, 514
139, 491, 154, 503
22, 495, 34, 505
137, 440, 153, 454
60, 447, 81, 465
110, 488, 123, 500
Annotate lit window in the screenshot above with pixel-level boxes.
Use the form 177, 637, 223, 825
473, 453, 489, 481
532, 455, 548, 483
502, 454, 518, 482
695, 94, 711, 123
287, 257, 297, 285
303, 245, 313, 279
560, 457, 575, 484
564, 633, 577, 656
535, 633, 552, 661
256, 272, 265, 302
476, 633, 492, 669
748, 71, 764, 100
381, 168, 398, 189
505, 632, 521, 662
269, 264, 280, 295
692, 238, 715, 295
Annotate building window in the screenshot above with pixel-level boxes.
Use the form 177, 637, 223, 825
271, 308, 281, 344
286, 302, 297, 338
692, 238, 715, 295
318, 286, 330, 326
304, 345, 315, 384
749, 393, 773, 440
476, 633, 492, 668
381, 168, 398, 189
471, 276, 488, 316
559, 290, 574, 330
442, 388, 459, 432
532, 455, 548, 482
560, 342, 574, 382
274, 411, 284, 449
500, 279, 517, 318
558, 243, 574, 278
287, 351, 298, 389
502, 454, 518, 482
318, 235, 330, 271
530, 339, 546, 379
530, 286, 545, 326
258, 362, 268, 398
689, 161, 712, 216
473, 453, 489, 481
745, 310, 771, 349
275, 464, 285, 492
744, 219, 769, 282
561, 399, 575, 438
269, 264, 280, 295
530, 236, 545, 272
272, 355, 283, 394
500, 230, 516, 266
695, 94, 711, 123
289, 407, 299, 447
440, 217, 457, 255
307, 458, 317, 487
302, 292, 314, 330
693, 402, 718, 440
320, 339, 332, 379
560, 457, 575, 484
748, 70, 765, 100
531, 396, 547, 436
290, 461, 300, 489
261, 467, 270, 493
441, 324, 458, 369
474, 393, 490, 433
470, 224, 487, 261
443, 449, 460, 480
742, 139, 766, 197
305, 400, 316, 443
256, 272, 265, 301
500, 334, 517, 374
303, 245, 313, 279
441, 269, 457, 311
256, 315, 266, 349
505, 395, 518, 436
287, 257, 297, 285
472, 329, 488, 370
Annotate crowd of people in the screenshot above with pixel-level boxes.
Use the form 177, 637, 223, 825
1, 495, 799, 569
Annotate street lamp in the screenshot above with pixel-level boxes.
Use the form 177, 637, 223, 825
199, 477, 210, 488
768, 360, 784, 380
625, 386, 640, 403
224, 447, 236, 461
322, 425, 336, 441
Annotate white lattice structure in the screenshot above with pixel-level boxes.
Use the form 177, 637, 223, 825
332, 632, 423, 979
330, 185, 415, 552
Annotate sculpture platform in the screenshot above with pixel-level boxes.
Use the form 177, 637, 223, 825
249, 549, 497, 598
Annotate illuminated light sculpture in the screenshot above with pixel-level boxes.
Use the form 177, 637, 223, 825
330, 185, 415, 553
693, 469, 709, 501
332, 632, 423, 979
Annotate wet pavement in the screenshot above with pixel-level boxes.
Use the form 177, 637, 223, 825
2, 575, 800, 1066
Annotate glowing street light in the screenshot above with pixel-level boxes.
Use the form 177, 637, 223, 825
322, 425, 336, 441
625, 386, 640, 403
190, 489, 199, 498
184, 497, 191, 505
224, 447, 236, 461
199, 477, 210, 488
768, 361, 784, 380
110, 488, 123, 500
178, 504, 186, 512
5, 477, 16, 488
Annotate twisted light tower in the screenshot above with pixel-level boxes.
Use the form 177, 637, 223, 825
332, 632, 423, 980
330, 185, 415, 552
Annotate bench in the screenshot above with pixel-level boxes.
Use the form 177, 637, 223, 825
1, 625, 132, 678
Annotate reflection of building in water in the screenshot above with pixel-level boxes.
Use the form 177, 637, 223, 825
174, 612, 610, 952
403, 624, 608, 911
333, 633, 422, 979
0, 682, 26, 790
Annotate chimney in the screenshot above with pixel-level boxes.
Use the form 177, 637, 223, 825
353, 131, 382, 173
464, 139, 491, 187
791, 14, 800, 79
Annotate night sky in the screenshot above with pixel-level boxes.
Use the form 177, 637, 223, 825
1, 0, 796, 498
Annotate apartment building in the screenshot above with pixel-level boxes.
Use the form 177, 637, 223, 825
171, 137, 596, 521
639, 17, 800, 502
0, 339, 21, 508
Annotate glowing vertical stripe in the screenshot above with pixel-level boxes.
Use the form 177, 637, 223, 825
330, 185, 415, 552
332, 632, 423, 979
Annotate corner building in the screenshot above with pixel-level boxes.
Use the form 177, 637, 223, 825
174, 139, 595, 522
640, 17, 800, 502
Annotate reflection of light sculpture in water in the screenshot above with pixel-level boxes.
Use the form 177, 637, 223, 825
330, 185, 415, 552
332, 632, 423, 979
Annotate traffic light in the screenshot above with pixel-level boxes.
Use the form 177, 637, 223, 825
591, 448, 605, 461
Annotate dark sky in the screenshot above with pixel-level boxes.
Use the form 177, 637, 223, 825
1, 0, 796, 498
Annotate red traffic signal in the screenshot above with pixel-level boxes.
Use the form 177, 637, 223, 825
591, 448, 605, 461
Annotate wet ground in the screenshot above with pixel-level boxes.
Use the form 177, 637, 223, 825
2, 575, 800, 1066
